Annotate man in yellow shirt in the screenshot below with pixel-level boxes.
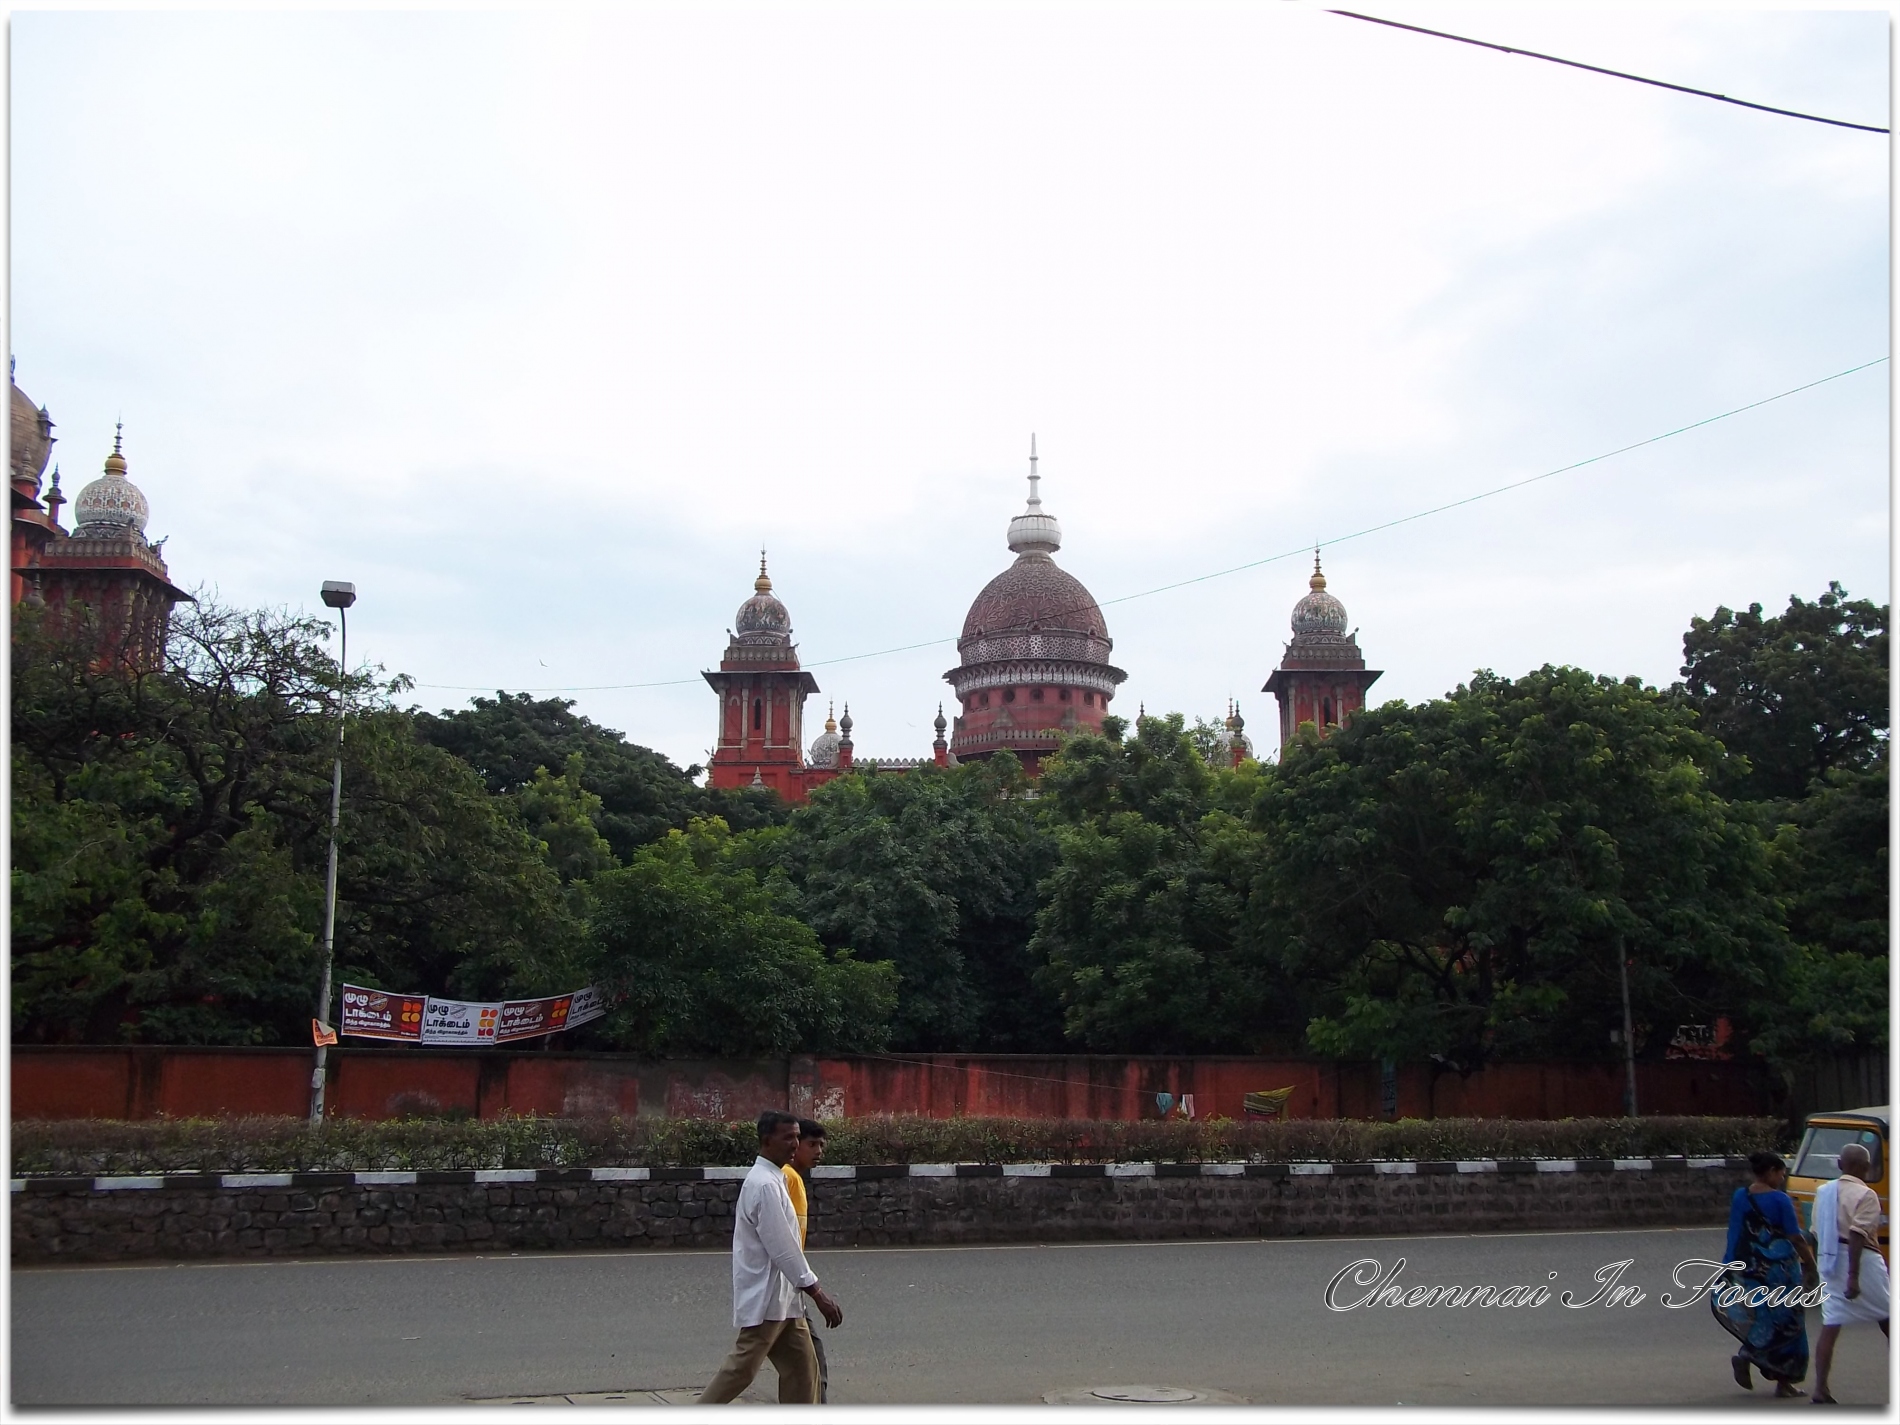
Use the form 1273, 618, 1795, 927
783, 1119, 829, 1402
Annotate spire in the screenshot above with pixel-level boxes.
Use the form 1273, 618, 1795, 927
1006, 436, 1062, 556
933, 701, 949, 766
755, 549, 772, 593
1310, 547, 1326, 591
824, 700, 836, 734
838, 703, 853, 742
44, 464, 64, 527
104, 422, 127, 477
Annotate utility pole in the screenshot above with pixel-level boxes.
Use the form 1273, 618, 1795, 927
310, 580, 356, 1125
1617, 938, 1639, 1118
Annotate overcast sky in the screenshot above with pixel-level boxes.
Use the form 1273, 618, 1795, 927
12, 5, 1888, 771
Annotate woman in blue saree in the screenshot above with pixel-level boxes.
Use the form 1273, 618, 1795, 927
1714, 1151, 1818, 1395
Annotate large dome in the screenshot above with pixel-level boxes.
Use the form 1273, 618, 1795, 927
10, 369, 53, 485
733, 554, 790, 644
1290, 558, 1347, 637
73, 428, 150, 536
958, 555, 1113, 665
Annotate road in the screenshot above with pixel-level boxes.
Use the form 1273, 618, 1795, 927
11, 1226, 1890, 1407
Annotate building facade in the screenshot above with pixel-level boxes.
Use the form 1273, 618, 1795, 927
11, 365, 190, 671
1262, 553, 1381, 751
942, 442, 1125, 776
692, 453, 1384, 798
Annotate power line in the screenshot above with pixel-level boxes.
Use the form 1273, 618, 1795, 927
412, 356, 1888, 695
1328, 10, 1890, 135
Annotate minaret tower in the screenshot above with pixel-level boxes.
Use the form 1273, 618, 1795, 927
1263, 551, 1381, 751
702, 552, 821, 799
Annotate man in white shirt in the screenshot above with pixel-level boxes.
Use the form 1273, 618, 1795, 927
697, 1110, 844, 1405
1811, 1142, 1889, 1404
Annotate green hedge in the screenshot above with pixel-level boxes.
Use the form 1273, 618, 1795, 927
9, 1113, 1782, 1177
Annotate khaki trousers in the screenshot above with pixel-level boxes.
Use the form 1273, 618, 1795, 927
697, 1317, 819, 1404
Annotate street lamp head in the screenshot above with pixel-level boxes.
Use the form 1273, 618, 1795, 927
320, 581, 357, 610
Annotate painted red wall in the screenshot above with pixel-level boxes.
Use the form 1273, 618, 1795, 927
11, 1047, 1767, 1122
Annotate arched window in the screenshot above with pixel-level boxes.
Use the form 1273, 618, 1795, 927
1084, 691, 1094, 706
753, 699, 763, 730
1322, 697, 1334, 726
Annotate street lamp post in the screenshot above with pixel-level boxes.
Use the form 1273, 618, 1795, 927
310, 580, 356, 1125
1616, 939, 1639, 1119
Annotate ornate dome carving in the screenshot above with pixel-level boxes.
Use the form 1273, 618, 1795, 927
733, 552, 791, 645
958, 442, 1114, 667
10, 365, 54, 486
1290, 554, 1347, 637
73, 425, 150, 537
958, 555, 1113, 665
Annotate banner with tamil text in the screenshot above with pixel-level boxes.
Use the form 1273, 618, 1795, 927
339, 983, 608, 1045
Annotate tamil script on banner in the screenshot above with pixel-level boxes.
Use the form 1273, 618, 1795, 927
339, 986, 426, 1042
340, 983, 608, 1045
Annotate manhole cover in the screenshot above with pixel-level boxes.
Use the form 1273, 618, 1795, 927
1044, 1385, 1249, 1406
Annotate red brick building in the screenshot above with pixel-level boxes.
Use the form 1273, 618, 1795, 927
1263, 553, 1381, 751
11, 365, 190, 671
942, 442, 1125, 774
701, 556, 951, 803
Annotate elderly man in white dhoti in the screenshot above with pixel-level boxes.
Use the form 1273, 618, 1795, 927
1811, 1142, 1890, 1404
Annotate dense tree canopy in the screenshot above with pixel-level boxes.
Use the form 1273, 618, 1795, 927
1251, 668, 1788, 1071
1032, 714, 1274, 1052
12, 582, 1886, 1079
753, 755, 1060, 1051
581, 818, 896, 1056
11, 602, 579, 1044
1678, 582, 1887, 803
415, 692, 784, 860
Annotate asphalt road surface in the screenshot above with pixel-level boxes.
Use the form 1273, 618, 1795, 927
12, 1227, 1891, 1407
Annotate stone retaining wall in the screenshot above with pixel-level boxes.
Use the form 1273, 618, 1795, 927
11, 1157, 1746, 1264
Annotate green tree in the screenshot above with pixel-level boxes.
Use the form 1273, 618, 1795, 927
11, 600, 584, 1044
415, 692, 785, 861
1678, 585, 1888, 1067
1251, 668, 1789, 1072
752, 756, 1061, 1051
1031, 714, 1275, 1052
1678, 583, 1887, 803
582, 818, 896, 1056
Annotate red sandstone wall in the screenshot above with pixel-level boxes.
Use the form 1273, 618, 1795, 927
10, 1047, 1766, 1122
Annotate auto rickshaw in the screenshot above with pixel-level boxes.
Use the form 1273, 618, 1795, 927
1785, 1105, 1889, 1260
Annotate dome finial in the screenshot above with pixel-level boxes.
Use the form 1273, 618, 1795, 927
825, 701, 837, 734
1310, 547, 1326, 591
1006, 437, 1062, 555
104, 421, 127, 477
755, 549, 771, 593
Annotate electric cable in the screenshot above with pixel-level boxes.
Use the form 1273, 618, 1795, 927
1328, 10, 1890, 135
412, 356, 1888, 694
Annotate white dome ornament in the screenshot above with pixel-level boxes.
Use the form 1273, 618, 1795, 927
808, 703, 842, 769
1005, 434, 1062, 557
73, 423, 151, 539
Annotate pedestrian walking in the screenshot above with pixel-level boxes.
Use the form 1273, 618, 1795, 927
1811, 1142, 1890, 1404
697, 1111, 844, 1405
1712, 1151, 1815, 1396
784, 1118, 831, 1403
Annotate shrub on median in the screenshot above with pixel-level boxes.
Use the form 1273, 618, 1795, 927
9, 1113, 1781, 1177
